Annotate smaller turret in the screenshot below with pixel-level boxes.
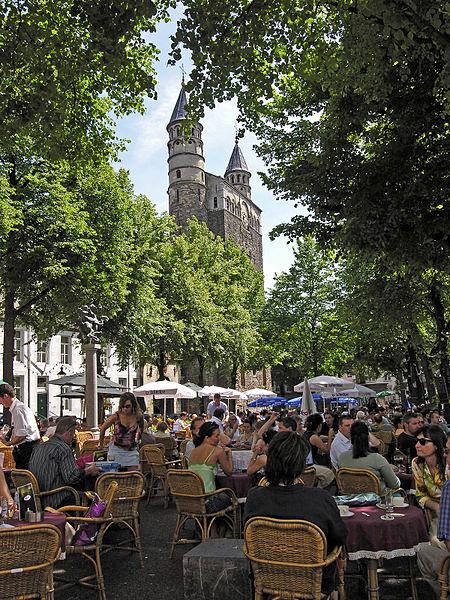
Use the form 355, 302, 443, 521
224, 138, 251, 200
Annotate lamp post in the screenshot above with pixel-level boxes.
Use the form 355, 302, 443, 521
58, 366, 66, 417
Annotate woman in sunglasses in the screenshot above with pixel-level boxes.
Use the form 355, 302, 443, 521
412, 425, 447, 519
99, 392, 144, 470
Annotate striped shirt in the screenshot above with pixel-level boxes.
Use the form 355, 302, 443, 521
29, 435, 84, 508
438, 479, 450, 541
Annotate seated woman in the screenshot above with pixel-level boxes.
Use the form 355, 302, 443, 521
412, 425, 447, 519
247, 429, 277, 486
189, 422, 233, 512
223, 413, 241, 442
237, 420, 254, 448
244, 431, 347, 597
303, 413, 332, 467
336, 421, 400, 493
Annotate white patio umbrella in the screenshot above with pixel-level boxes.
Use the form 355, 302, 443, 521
245, 388, 276, 398
337, 384, 376, 398
294, 375, 354, 393
133, 381, 195, 420
197, 385, 235, 397
299, 378, 317, 416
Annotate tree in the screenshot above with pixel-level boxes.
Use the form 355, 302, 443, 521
0, 161, 142, 385
262, 237, 351, 391
1, 0, 174, 161
173, 1, 450, 271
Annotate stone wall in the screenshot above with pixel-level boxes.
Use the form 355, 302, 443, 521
168, 182, 208, 227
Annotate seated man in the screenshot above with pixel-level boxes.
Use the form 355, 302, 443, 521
29, 417, 99, 508
417, 433, 450, 598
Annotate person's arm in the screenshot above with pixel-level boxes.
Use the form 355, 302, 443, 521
0, 468, 13, 509
247, 454, 267, 477
219, 431, 231, 446
378, 456, 401, 489
329, 438, 339, 470
254, 413, 277, 443
99, 414, 117, 446
438, 481, 450, 548
368, 432, 381, 448
310, 433, 329, 454
216, 446, 233, 476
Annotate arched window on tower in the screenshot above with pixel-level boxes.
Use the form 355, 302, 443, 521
237, 174, 241, 182
176, 169, 181, 178
242, 176, 246, 183
213, 197, 218, 208
226, 197, 230, 211
176, 189, 180, 202
231, 175, 234, 184
201, 172, 204, 181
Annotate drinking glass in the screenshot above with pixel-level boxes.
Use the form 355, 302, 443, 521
381, 490, 394, 520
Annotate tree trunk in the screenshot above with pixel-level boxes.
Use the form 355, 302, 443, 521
407, 344, 425, 403
2, 290, 17, 424
197, 355, 205, 387
230, 362, 238, 389
429, 282, 450, 401
157, 344, 166, 380
417, 348, 436, 402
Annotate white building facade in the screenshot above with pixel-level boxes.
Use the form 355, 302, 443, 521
0, 325, 140, 418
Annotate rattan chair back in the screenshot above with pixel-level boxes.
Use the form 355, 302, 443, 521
244, 517, 340, 600
80, 438, 102, 456
167, 469, 207, 514
371, 431, 395, 460
175, 430, 187, 440
75, 431, 94, 454
300, 466, 317, 487
156, 436, 176, 460
95, 471, 145, 520
0, 443, 15, 468
336, 467, 381, 495
141, 445, 168, 478
179, 439, 189, 455
0, 523, 61, 599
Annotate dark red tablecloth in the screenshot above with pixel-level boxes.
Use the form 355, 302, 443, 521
5, 511, 67, 552
344, 505, 428, 560
216, 473, 250, 498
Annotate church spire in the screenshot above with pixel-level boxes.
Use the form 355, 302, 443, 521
225, 137, 249, 175
168, 85, 188, 124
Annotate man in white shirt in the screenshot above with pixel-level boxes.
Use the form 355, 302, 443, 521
0, 383, 40, 469
172, 412, 188, 432
330, 414, 381, 469
206, 393, 228, 420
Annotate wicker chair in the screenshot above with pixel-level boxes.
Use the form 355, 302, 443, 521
75, 431, 94, 456
167, 469, 239, 558
141, 445, 181, 507
79, 439, 102, 456
154, 435, 177, 461
244, 517, 343, 600
0, 442, 15, 468
0, 523, 61, 600
178, 439, 190, 469
335, 467, 382, 495
49, 480, 118, 600
11, 469, 80, 511
439, 554, 450, 600
95, 471, 146, 566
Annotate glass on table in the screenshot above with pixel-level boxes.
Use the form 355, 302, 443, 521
380, 489, 395, 520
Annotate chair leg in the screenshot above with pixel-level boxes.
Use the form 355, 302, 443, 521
133, 515, 144, 567
170, 514, 182, 558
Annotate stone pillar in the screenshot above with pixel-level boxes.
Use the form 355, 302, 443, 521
84, 343, 100, 429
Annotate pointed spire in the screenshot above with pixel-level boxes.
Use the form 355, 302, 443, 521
169, 85, 187, 124
225, 138, 249, 175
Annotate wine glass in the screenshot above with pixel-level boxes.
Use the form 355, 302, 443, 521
381, 489, 394, 520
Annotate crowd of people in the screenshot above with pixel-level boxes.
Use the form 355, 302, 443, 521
2, 381, 450, 597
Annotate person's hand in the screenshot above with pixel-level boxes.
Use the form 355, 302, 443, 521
269, 412, 278, 421
85, 464, 101, 476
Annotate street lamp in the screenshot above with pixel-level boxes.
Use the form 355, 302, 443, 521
58, 367, 66, 416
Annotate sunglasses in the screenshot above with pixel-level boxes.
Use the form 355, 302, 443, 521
416, 438, 433, 446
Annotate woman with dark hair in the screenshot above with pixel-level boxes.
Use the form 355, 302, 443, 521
412, 425, 447, 514
247, 428, 277, 485
244, 432, 347, 596
99, 392, 144, 469
336, 422, 400, 493
303, 413, 331, 467
189, 422, 233, 512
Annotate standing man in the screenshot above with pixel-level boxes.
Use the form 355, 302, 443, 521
398, 413, 421, 459
0, 383, 40, 469
417, 434, 450, 597
206, 393, 228, 420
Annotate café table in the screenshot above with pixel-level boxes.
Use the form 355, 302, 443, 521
344, 504, 428, 600
216, 472, 250, 499
4, 510, 67, 556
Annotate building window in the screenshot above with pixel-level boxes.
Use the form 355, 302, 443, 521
14, 330, 22, 361
133, 378, 138, 388
13, 376, 23, 401
37, 376, 48, 390
176, 189, 180, 202
213, 197, 218, 208
118, 377, 127, 388
237, 174, 241, 182
36, 340, 48, 363
176, 169, 181, 178
201, 172, 204, 181
60, 335, 71, 364
243, 176, 246, 183
198, 188, 201, 201
231, 175, 234, 183
226, 198, 230, 210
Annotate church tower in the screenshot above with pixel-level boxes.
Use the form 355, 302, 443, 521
167, 85, 208, 227
224, 138, 252, 200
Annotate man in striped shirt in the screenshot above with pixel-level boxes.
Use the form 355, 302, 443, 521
29, 417, 99, 508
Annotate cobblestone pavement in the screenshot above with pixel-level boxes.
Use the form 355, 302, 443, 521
53, 498, 435, 600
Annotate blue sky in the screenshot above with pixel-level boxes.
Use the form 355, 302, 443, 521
115, 12, 302, 288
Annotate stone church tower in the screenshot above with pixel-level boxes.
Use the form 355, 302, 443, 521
167, 86, 263, 271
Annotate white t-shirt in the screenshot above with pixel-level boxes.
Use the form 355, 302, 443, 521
172, 418, 186, 432
10, 398, 40, 443
207, 400, 228, 418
